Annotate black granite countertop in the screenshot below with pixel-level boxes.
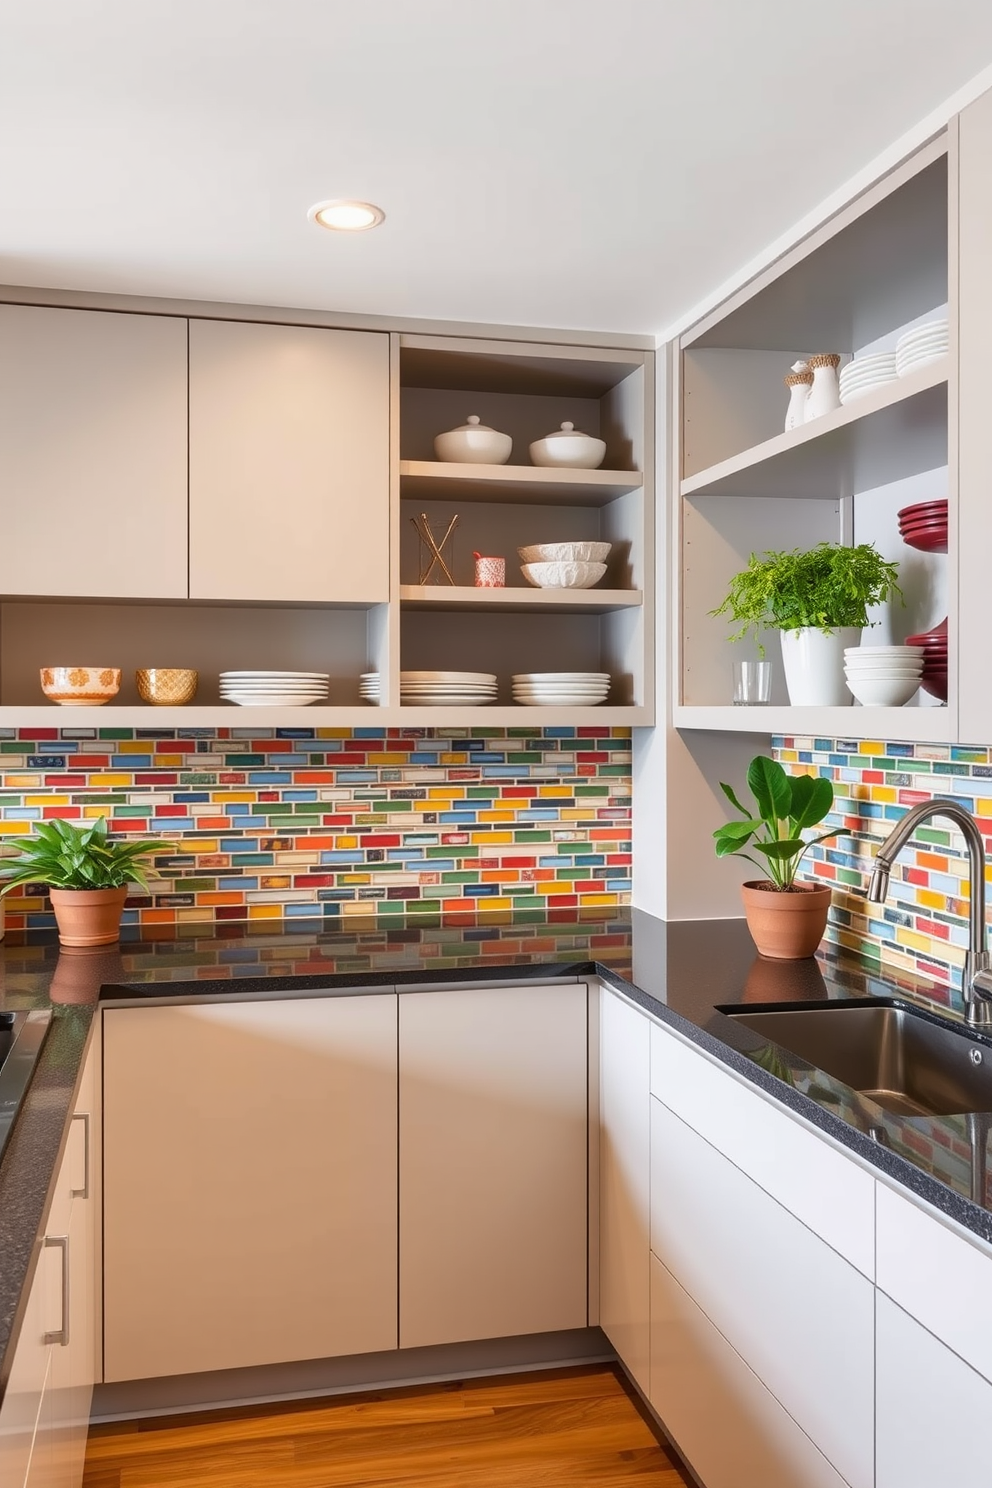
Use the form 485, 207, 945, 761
1, 907, 990, 1403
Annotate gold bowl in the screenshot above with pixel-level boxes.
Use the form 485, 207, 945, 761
41, 666, 121, 706
135, 668, 198, 706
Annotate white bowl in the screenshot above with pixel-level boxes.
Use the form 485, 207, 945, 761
520, 560, 607, 589
517, 542, 612, 564
434, 415, 512, 465
845, 676, 921, 706
529, 422, 607, 469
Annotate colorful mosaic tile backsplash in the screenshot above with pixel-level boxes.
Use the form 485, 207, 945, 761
0, 727, 631, 933
774, 734, 992, 991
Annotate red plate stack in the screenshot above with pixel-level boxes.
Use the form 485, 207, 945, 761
906, 617, 948, 702
897, 499, 948, 554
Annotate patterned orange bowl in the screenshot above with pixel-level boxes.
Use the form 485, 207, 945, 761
40, 667, 121, 706
135, 668, 198, 706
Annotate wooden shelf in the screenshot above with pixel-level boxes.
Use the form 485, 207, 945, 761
681, 358, 949, 501
400, 461, 643, 507
4, 704, 648, 729
673, 703, 953, 742
399, 585, 642, 614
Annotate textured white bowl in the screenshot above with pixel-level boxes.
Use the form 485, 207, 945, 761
517, 542, 612, 564
846, 675, 921, 706
434, 415, 512, 465
520, 560, 607, 589
529, 422, 607, 469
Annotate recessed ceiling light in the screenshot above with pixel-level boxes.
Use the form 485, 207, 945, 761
308, 199, 385, 232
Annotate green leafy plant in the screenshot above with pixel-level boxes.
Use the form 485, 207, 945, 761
714, 755, 845, 891
0, 817, 167, 894
712, 542, 901, 649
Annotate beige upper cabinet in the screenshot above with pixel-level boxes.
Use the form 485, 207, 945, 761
188, 319, 390, 604
399, 981, 589, 1349
0, 305, 188, 599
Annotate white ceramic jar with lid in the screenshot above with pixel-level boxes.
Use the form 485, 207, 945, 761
434, 415, 512, 465
529, 421, 607, 469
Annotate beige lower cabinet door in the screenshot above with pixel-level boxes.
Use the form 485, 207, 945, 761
103, 995, 398, 1381
399, 981, 588, 1349
188, 318, 390, 604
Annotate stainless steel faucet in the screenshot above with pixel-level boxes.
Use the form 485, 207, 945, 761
867, 797, 992, 1026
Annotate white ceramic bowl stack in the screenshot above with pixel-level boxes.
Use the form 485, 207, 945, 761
399, 671, 497, 706
843, 646, 924, 707
360, 672, 381, 703
512, 672, 610, 707
517, 541, 611, 589
895, 319, 949, 376
220, 671, 330, 707
838, 353, 898, 404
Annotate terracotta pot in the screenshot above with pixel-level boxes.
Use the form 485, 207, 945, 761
740, 881, 832, 960
48, 886, 129, 948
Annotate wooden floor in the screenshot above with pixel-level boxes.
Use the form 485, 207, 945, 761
82, 1365, 692, 1487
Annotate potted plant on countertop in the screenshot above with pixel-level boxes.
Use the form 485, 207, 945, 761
0, 817, 168, 948
712, 541, 901, 706
714, 755, 846, 959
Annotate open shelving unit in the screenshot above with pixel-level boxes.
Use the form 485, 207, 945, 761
673, 136, 954, 741
394, 333, 654, 720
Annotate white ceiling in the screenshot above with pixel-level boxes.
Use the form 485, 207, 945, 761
3, 0, 992, 338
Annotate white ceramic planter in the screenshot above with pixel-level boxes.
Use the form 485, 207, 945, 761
780, 627, 860, 706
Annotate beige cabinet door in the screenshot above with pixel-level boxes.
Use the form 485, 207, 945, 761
102, 994, 398, 1382
188, 319, 390, 603
399, 981, 588, 1349
599, 988, 651, 1393
0, 305, 188, 599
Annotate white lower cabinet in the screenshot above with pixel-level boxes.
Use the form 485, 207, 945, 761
650, 1254, 847, 1488
876, 1291, 992, 1487
649, 1095, 873, 1488
0, 1036, 98, 1488
103, 995, 399, 1380
599, 987, 651, 1394
399, 981, 588, 1348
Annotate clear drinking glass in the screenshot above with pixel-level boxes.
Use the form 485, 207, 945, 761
733, 660, 773, 705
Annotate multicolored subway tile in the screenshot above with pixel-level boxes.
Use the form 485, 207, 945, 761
774, 734, 992, 989
0, 727, 632, 931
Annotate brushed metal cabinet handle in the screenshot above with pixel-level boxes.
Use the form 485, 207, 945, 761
71, 1111, 90, 1199
44, 1234, 70, 1346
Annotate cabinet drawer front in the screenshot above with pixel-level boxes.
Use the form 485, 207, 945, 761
650, 1097, 873, 1488
650, 1255, 847, 1488
650, 1021, 874, 1275
876, 1182, 992, 1383
876, 1291, 992, 1488
0, 1259, 50, 1488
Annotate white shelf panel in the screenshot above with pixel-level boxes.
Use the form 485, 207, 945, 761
3, 705, 648, 729
681, 358, 949, 501
400, 460, 643, 506
673, 704, 953, 742
399, 584, 642, 614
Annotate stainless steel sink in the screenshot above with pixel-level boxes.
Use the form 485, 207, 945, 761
724, 1002, 992, 1117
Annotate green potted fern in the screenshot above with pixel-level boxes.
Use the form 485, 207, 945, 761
713, 542, 901, 705
0, 817, 166, 947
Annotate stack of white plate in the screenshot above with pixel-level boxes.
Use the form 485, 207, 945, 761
838, 352, 898, 405
360, 672, 381, 703
220, 671, 330, 707
895, 319, 949, 376
512, 672, 610, 706
400, 671, 497, 706
843, 646, 923, 707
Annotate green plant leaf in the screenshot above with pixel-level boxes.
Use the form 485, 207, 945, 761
720, 780, 752, 817
711, 541, 902, 642
746, 756, 791, 824
752, 839, 806, 861
788, 774, 834, 831
0, 816, 170, 892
